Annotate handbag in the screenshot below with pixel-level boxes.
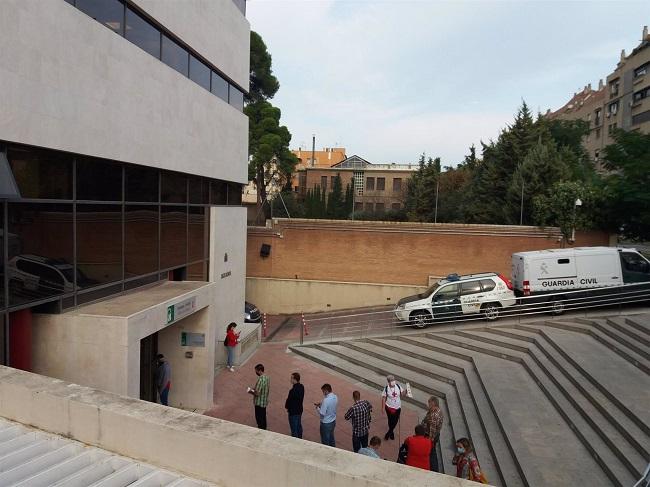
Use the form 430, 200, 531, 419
397, 442, 408, 464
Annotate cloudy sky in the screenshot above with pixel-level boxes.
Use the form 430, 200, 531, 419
247, 0, 650, 166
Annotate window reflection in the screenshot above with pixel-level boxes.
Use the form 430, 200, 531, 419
9, 146, 73, 199
229, 86, 244, 110
190, 55, 211, 91
161, 171, 187, 203
77, 157, 122, 201
162, 35, 189, 76
126, 166, 158, 202
125, 6, 161, 59
76, 205, 122, 286
211, 72, 229, 102
125, 205, 159, 277
8, 204, 73, 306
76, 0, 124, 35
189, 177, 209, 204
161, 206, 187, 269
210, 181, 227, 205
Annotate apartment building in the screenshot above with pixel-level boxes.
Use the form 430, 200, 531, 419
297, 155, 417, 213
0, 0, 252, 410
290, 146, 347, 191
549, 26, 650, 169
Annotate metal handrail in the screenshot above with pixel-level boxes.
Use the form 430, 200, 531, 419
633, 463, 650, 487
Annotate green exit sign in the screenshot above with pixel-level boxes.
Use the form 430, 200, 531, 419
166, 305, 174, 324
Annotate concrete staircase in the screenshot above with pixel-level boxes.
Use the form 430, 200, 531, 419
290, 313, 650, 487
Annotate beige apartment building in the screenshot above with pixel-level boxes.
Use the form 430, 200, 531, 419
290, 146, 347, 190
297, 155, 417, 213
550, 26, 650, 170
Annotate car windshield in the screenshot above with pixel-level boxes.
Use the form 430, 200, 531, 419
419, 282, 441, 298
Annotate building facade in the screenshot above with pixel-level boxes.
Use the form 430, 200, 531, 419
290, 146, 347, 191
549, 26, 650, 169
0, 0, 251, 410
297, 155, 417, 213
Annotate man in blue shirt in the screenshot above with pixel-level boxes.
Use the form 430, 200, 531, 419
315, 383, 338, 447
358, 436, 382, 459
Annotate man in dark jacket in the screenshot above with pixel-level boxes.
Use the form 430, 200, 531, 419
285, 372, 305, 438
155, 354, 171, 406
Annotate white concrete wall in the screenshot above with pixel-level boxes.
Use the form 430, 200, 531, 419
0, 366, 480, 487
209, 207, 255, 368
246, 277, 427, 314
133, 0, 250, 88
0, 0, 248, 184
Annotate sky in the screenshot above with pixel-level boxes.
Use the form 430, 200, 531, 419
247, 0, 650, 166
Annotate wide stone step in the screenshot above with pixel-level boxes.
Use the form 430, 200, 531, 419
488, 326, 650, 456
402, 335, 528, 487
344, 338, 513, 486
458, 329, 647, 481
432, 333, 617, 487
541, 320, 650, 375
519, 324, 650, 431
588, 319, 650, 361
606, 317, 650, 348
288, 344, 454, 475
625, 314, 650, 337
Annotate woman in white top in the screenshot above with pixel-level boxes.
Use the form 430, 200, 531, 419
380, 374, 404, 440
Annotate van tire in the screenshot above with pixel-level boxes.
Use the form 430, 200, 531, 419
410, 310, 432, 329
549, 298, 566, 315
481, 302, 501, 321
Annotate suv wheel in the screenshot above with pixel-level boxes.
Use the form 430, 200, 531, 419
410, 310, 432, 329
481, 302, 501, 321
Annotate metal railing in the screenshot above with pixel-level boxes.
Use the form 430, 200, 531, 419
297, 282, 650, 344
634, 464, 650, 487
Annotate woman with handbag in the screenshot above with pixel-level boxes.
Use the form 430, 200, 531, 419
452, 437, 488, 483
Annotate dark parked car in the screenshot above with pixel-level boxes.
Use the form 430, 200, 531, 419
245, 301, 261, 323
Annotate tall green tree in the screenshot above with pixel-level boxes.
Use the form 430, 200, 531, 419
601, 129, 650, 240
245, 32, 297, 223
326, 174, 345, 219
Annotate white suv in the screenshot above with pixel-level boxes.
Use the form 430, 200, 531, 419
394, 273, 516, 327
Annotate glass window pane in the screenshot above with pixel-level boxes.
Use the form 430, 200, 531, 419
125, 7, 160, 59
76, 0, 124, 35
160, 206, 187, 269
227, 183, 242, 205
125, 166, 158, 202
229, 85, 244, 110
189, 55, 211, 91
186, 261, 207, 281
8, 203, 73, 306
162, 34, 188, 77
77, 156, 122, 201
210, 180, 227, 205
8, 146, 73, 199
211, 72, 229, 102
189, 178, 209, 204
161, 171, 187, 203
0, 205, 4, 309
125, 205, 158, 277
76, 205, 122, 287
188, 206, 206, 262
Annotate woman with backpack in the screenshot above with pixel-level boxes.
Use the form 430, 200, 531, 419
452, 437, 488, 483
225, 322, 240, 371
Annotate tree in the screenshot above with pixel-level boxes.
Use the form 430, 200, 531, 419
326, 174, 345, 219
246, 32, 297, 224
601, 129, 650, 240
269, 191, 305, 219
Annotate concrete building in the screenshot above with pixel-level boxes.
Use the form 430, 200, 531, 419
291, 146, 347, 190
0, 0, 255, 411
549, 26, 650, 170
297, 155, 418, 213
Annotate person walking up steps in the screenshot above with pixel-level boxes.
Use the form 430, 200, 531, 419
225, 322, 240, 371
381, 374, 404, 440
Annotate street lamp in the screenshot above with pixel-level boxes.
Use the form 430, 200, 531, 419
570, 198, 582, 243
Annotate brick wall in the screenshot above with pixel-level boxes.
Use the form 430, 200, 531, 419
247, 219, 610, 286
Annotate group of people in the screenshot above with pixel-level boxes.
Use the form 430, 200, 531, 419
242, 360, 486, 482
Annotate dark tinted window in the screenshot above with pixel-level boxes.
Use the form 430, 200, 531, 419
211, 72, 229, 102
210, 180, 227, 205
188, 206, 206, 262
125, 205, 158, 277
161, 171, 187, 203
77, 157, 122, 201
9, 146, 73, 199
229, 86, 244, 110
189, 178, 209, 204
227, 183, 242, 205
189, 55, 211, 91
8, 203, 73, 306
0, 207, 4, 309
160, 206, 187, 269
125, 166, 158, 202
434, 283, 459, 301
480, 279, 496, 292
558, 258, 570, 264
461, 280, 482, 295
162, 35, 188, 76
125, 7, 160, 59
76, 205, 123, 287
76, 0, 125, 35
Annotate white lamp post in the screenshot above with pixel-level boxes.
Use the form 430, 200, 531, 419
570, 198, 582, 242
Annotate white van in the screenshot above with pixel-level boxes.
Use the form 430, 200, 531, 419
511, 247, 650, 313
